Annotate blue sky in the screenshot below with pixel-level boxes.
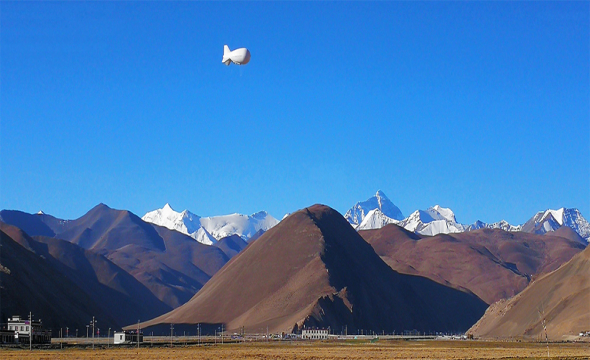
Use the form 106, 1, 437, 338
1, 1, 588, 225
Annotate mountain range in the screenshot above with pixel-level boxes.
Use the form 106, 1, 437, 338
0, 222, 170, 331
0, 205, 232, 309
1, 195, 587, 338
349, 191, 589, 243
135, 205, 488, 334
141, 204, 279, 245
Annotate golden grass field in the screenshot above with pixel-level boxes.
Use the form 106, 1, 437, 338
0, 341, 589, 360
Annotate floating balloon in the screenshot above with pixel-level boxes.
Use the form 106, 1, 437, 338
222, 45, 251, 66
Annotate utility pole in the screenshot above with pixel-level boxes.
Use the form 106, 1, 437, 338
137, 320, 140, 350
221, 324, 224, 345
108, 328, 110, 348
197, 323, 201, 346
170, 324, 174, 347
29, 312, 32, 351
60, 328, 62, 350
90, 316, 97, 350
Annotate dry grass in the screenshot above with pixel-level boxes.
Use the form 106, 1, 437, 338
0, 341, 588, 360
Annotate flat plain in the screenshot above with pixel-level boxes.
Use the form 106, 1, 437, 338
1, 341, 589, 360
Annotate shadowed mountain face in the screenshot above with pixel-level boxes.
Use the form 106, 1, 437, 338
468, 245, 590, 340
0, 210, 56, 237
45, 203, 167, 252
137, 205, 487, 334
548, 226, 586, 244
214, 234, 249, 258
0, 224, 120, 331
0, 222, 171, 329
360, 224, 585, 305
0, 205, 231, 309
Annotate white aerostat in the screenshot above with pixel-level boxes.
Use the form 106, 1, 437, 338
222, 45, 251, 66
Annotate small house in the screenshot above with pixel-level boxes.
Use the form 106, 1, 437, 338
113, 330, 143, 344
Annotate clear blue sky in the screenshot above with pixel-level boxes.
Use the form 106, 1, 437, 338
1, 1, 588, 225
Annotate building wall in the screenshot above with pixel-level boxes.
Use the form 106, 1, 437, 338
302, 329, 328, 340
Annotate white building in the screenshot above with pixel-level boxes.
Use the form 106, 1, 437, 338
8, 315, 31, 336
7, 315, 51, 344
114, 330, 143, 344
302, 329, 328, 340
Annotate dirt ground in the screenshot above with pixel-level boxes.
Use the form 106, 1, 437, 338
0, 340, 588, 360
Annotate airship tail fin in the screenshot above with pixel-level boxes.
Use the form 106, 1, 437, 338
222, 45, 232, 65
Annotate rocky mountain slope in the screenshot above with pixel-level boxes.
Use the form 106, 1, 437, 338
136, 205, 487, 334
468, 244, 590, 340
360, 224, 585, 304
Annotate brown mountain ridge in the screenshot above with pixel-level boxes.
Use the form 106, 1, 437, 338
136, 205, 488, 334
1, 205, 231, 308
360, 224, 585, 304
468, 244, 590, 340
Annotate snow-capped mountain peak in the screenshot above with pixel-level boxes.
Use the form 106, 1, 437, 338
350, 195, 588, 243
345, 190, 404, 226
199, 212, 280, 241
428, 205, 457, 223
142, 205, 280, 244
544, 208, 565, 226
142, 204, 213, 245
392, 208, 466, 236
521, 208, 589, 242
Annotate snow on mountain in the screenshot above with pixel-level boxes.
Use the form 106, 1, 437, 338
347, 192, 588, 242
193, 227, 218, 245
357, 205, 466, 235
142, 205, 280, 244
199, 211, 279, 241
428, 205, 457, 223
142, 204, 216, 245
398, 207, 466, 236
467, 220, 522, 232
357, 209, 400, 230
344, 190, 404, 226
521, 208, 589, 242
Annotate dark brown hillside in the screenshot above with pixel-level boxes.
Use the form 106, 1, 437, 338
214, 234, 249, 258
104, 221, 230, 308
549, 226, 586, 244
51, 203, 167, 252
0, 226, 119, 331
0, 222, 171, 327
1, 205, 231, 309
0, 210, 56, 237
360, 225, 584, 304
468, 245, 590, 340
137, 205, 487, 334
